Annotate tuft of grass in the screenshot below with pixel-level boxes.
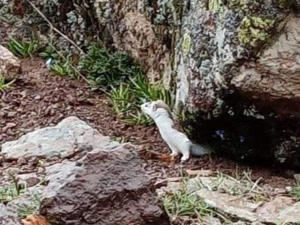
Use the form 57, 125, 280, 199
290, 184, 300, 201
50, 59, 80, 79
16, 191, 42, 218
0, 75, 15, 92
0, 185, 25, 203
8, 37, 40, 58
162, 189, 211, 219
160, 174, 220, 224
39, 43, 82, 80
108, 71, 173, 125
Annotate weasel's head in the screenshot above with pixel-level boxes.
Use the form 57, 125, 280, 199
141, 100, 171, 119
141, 101, 156, 117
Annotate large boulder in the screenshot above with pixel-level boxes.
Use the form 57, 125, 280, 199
0, 117, 170, 225
40, 148, 170, 225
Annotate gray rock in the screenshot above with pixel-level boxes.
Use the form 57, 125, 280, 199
0, 203, 21, 225
0, 45, 21, 81
1, 116, 115, 160
17, 173, 41, 187
43, 160, 84, 199
294, 173, 300, 182
40, 146, 170, 225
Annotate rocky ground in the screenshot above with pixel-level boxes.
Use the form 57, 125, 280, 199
1, 57, 300, 225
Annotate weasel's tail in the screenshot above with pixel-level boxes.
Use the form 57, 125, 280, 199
190, 143, 212, 156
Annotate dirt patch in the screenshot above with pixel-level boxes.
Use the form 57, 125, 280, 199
0, 57, 296, 188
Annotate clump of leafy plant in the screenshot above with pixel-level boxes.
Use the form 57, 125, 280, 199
109, 70, 173, 125
39, 45, 80, 79
50, 59, 80, 79
79, 43, 139, 90
8, 37, 40, 58
39, 45, 59, 60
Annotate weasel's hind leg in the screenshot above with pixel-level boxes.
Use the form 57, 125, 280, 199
168, 145, 180, 158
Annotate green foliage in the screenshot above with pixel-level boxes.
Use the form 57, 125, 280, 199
16, 192, 41, 218
290, 184, 300, 201
0, 185, 25, 203
39, 46, 59, 60
162, 189, 211, 218
39, 44, 80, 79
50, 59, 80, 79
78, 42, 173, 125
0, 75, 15, 92
79, 43, 139, 90
108, 71, 173, 125
8, 37, 40, 58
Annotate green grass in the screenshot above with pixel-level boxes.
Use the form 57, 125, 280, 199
50, 59, 80, 79
8, 37, 40, 58
290, 184, 300, 201
162, 189, 211, 218
0, 184, 25, 203
0, 75, 15, 92
108, 71, 173, 125
160, 175, 223, 225
16, 191, 42, 218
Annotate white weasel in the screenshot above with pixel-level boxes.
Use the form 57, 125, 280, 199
141, 100, 211, 161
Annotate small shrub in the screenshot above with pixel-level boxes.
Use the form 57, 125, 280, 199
8, 37, 40, 58
79, 43, 140, 90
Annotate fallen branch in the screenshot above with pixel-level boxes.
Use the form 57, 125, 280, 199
25, 0, 85, 55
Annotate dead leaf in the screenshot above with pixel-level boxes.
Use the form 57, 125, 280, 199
21, 215, 51, 225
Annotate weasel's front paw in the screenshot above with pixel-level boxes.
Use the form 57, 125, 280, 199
181, 155, 189, 162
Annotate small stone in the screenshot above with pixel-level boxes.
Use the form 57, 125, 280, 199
7, 112, 17, 118
17, 157, 27, 166
6, 123, 16, 128
293, 174, 300, 182
185, 169, 213, 177
34, 95, 42, 100
18, 173, 41, 187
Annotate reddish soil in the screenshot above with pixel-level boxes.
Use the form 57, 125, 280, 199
0, 57, 296, 188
